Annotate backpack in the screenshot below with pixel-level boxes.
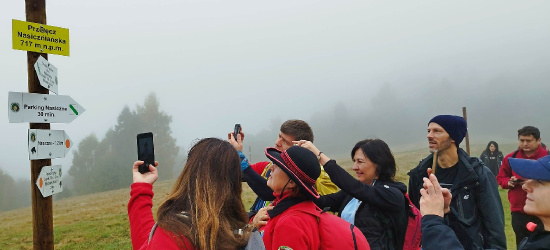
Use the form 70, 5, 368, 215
375, 193, 421, 250
296, 207, 370, 250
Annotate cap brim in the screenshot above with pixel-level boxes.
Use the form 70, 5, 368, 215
265, 147, 320, 199
509, 155, 550, 181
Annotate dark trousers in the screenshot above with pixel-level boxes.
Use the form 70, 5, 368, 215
511, 211, 542, 247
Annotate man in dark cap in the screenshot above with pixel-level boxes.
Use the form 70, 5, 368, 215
408, 115, 506, 250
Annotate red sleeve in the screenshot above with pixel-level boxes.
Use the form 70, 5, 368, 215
250, 161, 270, 175
496, 156, 512, 189
128, 183, 156, 250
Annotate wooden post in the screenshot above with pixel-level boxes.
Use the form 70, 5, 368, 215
462, 107, 470, 156
25, 0, 54, 249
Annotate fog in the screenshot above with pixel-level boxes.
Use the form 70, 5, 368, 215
1, 1, 549, 180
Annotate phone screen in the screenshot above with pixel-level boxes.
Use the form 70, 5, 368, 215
234, 124, 241, 141
137, 132, 155, 174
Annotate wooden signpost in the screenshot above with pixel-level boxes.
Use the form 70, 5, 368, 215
9, 1, 74, 249
463, 107, 470, 155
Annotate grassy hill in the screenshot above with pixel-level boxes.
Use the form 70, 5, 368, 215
0, 144, 518, 249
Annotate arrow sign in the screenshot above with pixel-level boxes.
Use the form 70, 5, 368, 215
36, 165, 63, 197
8, 92, 85, 123
34, 56, 59, 94
28, 129, 72, 160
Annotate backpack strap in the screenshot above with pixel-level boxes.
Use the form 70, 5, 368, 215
374, 209, 395, 250
351, 224, 358, 250
511, 149, 520, 158
148, 222, 158, 243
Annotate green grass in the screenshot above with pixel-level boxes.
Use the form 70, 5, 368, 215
0, 145, 517, 249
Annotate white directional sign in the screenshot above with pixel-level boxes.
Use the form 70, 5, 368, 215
36, 165, 63, 197
28, 129, 72, 160
34, 56, 59, 94
8, 92, 85, 123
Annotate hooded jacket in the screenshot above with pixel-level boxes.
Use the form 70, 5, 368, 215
128, 183, 196, 250
408, 149, 506, 250
262, 193, 321, 250
316, 160, 408, 250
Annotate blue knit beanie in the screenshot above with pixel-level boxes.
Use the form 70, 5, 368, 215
429, 115, 467, 147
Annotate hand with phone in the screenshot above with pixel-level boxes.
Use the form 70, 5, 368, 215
132, 160, 159, 184
228, 124, 244, 151
508, 176, 525, 187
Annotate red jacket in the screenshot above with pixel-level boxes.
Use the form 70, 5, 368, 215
496, 146, 549, 212
128, 183, 196, 250
262, 195, 321, 250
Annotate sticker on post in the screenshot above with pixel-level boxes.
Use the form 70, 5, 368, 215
36, 165, 63, 197
34, 56, 59, 94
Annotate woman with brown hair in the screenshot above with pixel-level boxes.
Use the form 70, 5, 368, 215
128, 138, 258, 250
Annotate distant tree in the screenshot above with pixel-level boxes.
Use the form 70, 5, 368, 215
0, 169, 18, 211
68, 134, 100, 195
135, 94, 179, 180
68, 93, 179, 195
14, 178, 31, 209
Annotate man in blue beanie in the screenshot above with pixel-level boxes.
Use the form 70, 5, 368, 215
408, 115, 506, 250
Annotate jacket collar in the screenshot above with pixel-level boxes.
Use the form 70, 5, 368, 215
268, 191, 309, 218
409, 148, 481, 189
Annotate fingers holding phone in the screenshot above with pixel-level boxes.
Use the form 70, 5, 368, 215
228, 124, 244, 151
132, 160, 159, 184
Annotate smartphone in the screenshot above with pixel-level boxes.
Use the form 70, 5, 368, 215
234, 124, 241, 142
137, 132, 155, 174
512, 179, 525, 185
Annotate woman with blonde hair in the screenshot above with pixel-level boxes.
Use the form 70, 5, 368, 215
128, 138, 259, 250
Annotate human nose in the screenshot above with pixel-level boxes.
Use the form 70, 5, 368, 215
427, 131, 433, 140
275, 138, 282, 147
522, 179, 535, 192
352, 162, 359, 170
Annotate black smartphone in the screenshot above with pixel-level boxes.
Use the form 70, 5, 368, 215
234, 124, 241, 142
137, 132, 155, 174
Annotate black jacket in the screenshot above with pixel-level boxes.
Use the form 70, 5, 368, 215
316, 160, 408, 250
479, 151, 504, 176
421, 215, 466, 250
422, 215, 550, 250
408, 149, 506, 250
518, 230, 550, 250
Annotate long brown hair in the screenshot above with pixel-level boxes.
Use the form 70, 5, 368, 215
156, 138, 249, 249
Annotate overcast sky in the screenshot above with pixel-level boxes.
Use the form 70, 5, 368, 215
2, 1, 549, 180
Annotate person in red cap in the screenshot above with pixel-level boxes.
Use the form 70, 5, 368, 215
496, 126, 548, 247
408, 115, 506, 249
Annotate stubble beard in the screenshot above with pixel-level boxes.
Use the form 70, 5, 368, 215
429, 138, 452, 154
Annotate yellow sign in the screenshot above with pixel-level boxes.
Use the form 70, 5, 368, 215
12, 19, 70, 56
